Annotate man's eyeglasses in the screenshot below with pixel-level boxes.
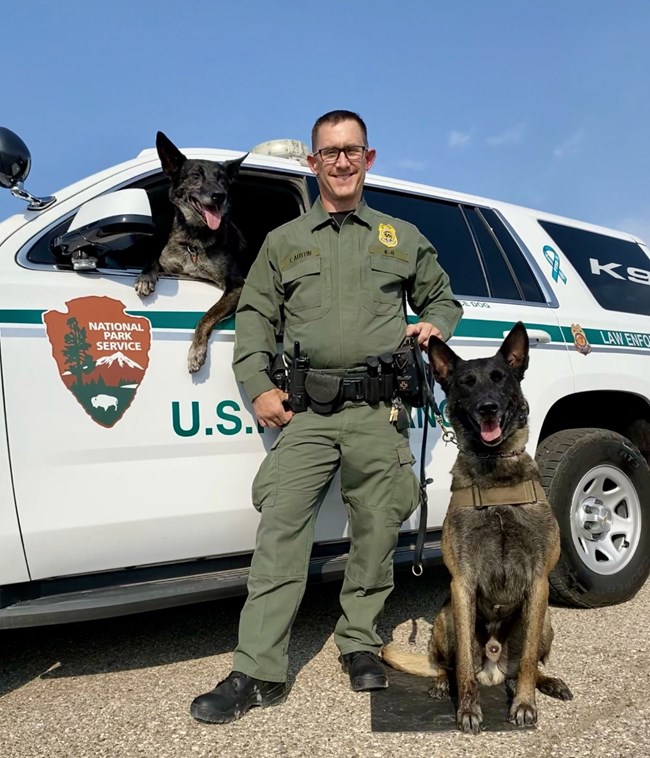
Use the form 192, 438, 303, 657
313, 145, 367, 163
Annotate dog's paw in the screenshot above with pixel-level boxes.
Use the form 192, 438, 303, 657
537, 676, 573, 701
508, 697, 538, 727
187, 342, 207, 373
135, 273, 158, 297
456, 704, 483, 734
428, 674, 450, 700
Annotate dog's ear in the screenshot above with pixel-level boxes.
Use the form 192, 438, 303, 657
224, 153, 248, 179
427, 336, 458, 386
156, 131, 186, 177
498, 321, 529, 379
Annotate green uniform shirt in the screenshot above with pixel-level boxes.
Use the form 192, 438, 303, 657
233, 197, 463, 401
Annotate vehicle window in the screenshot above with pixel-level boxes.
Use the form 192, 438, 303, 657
463, 206, 521, 300
26, 172, 304, 271
359, 186, 490, 298
479, 208, 545, 302
539, 220, 650, 316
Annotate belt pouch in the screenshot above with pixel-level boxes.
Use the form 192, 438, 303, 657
379, 373, 394, 401
364, 374, 380, 405
379, 353, 395, 400
364, 356, 380, 405
304, 372, 343, 414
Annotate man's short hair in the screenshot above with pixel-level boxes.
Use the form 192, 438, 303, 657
311, 110, 368, 151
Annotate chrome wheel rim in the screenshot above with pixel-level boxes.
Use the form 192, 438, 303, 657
570, 464, 641, 575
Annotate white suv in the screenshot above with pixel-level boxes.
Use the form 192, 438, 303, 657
0, 129, 647, 628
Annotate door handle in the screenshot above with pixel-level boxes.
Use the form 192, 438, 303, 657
503, 328, 551, 345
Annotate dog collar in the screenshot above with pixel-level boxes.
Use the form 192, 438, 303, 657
187, 245, 199, 264
449, 480, 547, 509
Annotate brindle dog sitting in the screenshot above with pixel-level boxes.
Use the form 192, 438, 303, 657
383, 322, 572, 733
135, 132, 248, 373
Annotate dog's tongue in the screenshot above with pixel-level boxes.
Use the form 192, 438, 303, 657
480, 419, 502, 442
202, 205, 222, 231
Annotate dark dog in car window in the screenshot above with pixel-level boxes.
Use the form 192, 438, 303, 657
135, 131, 248, 373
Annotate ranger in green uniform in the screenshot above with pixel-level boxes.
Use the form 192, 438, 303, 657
191, 110, 462, 724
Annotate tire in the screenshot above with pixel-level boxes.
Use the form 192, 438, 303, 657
536, 428, 650, 608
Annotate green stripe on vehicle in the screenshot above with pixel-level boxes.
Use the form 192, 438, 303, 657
0, 310, 236, 332
568, 325, 650, 349
0, 310, 44, 324
1, 310, 648, 348
128, 312, 237, 331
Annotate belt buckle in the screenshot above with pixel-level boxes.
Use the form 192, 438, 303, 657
343, 377, 365, 402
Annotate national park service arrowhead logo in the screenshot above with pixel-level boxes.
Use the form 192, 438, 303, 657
43, 296, 151, 428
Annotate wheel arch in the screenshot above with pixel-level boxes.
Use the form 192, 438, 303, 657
538, 391, 650, 465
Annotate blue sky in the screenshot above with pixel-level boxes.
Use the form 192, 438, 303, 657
2, 1, 650, 241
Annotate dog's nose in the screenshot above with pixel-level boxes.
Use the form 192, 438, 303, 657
211, 192, 226, 208
478, 401, 499, 417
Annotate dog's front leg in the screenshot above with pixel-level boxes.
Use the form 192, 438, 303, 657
450, 578, 482, 734
427, 603, 454, 700
188, 287, 242, 373
135, 258, 161, 297
509, 574, 549, 726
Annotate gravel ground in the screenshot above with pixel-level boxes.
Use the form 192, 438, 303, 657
1, 569, 649, 758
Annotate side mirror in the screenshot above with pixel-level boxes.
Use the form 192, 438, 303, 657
52, 188, 155, 271
0, 127, 31, 188
0, 127, 55, 210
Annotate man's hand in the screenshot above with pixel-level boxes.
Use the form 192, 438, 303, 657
253, 388, 294, 429
405, 321, 444, 348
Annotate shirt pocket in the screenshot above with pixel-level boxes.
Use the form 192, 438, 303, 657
363, 247, 411, 315
281, 254, 324, 320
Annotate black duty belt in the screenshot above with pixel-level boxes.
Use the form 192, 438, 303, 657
304, 369, 394, 414
274, 338, 426, 415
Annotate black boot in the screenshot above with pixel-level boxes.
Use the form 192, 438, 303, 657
190, 671, 288, 724
340, 651, 388, 692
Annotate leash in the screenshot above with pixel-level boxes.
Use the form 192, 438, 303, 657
411, 345, 456, 576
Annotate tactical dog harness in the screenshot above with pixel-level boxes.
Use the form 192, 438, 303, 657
449, 480, 547, 509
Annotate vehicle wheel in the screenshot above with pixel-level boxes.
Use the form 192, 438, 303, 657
536, 428, 650, 608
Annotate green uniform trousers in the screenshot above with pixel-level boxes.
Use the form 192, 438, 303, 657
232, 401, 420, 683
